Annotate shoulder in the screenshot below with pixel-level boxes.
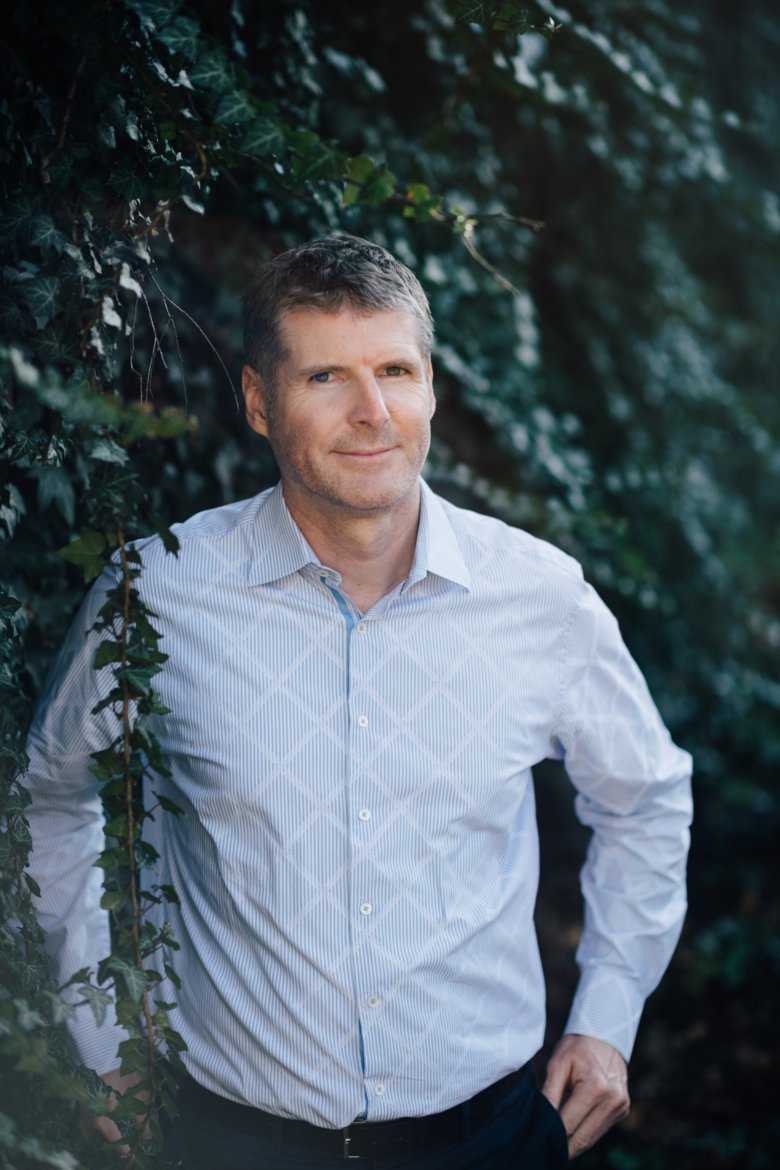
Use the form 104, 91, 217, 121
129, 488, 274, 576
433, 489, 585, 593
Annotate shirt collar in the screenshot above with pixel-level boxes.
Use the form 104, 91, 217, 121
247, 479, 471, 592
246, 483, 318, 586
409, 480, 471, 591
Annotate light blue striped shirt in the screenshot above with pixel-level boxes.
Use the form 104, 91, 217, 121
25, 480, 692, 1126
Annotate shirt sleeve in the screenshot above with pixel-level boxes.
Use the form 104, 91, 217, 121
551, 579, 693, 1062
23, 564, 130, 1075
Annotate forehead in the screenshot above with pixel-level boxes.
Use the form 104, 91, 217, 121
277, 307, 426, 366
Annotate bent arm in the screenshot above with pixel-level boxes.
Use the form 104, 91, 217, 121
553, 580, 693, 1061
543, 581, 692, 1155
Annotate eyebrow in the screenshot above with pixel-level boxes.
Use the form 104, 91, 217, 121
296, 363, 348, 378
295, 356, 424, 379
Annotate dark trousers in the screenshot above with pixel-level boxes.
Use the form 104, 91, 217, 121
163, 1066, 569, 1169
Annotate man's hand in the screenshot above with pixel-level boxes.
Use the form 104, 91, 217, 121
78, 1067, 146, 1157
541, 1033, 630, 1159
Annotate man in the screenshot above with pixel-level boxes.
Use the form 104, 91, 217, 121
25, 235, 692, 1169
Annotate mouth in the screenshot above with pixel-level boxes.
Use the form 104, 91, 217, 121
335, 448, 395, 458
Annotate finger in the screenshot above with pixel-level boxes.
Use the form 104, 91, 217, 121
540, 1058, 571, 1111
559, 1077, 598, 1138
562, 1084, 630, 1158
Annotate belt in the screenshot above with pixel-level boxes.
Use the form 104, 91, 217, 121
178, 1063, 532, 1161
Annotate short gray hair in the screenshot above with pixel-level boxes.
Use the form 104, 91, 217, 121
242, 236, 434, 412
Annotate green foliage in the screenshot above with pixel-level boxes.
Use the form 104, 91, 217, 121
1, 0, 778, 1165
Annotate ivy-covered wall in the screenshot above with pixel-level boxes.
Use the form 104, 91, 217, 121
2, 1, 778, 1166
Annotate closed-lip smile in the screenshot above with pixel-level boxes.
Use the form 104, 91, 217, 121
336, 448, 395, 457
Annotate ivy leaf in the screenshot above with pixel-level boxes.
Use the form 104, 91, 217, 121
101, 956, 147, 1003
87, 438, 129, 465
4, 785, 32, 816
126, 0, 184, 31
0, 592, 22, 621
59, 529, 108, 583
164, 962, 182, 989
155, 16, 200, 61
342, 155, 396, 207
156, 795, 183, 817
89, 746, 123, 780
404, 183, 443, 221
109, 158, 148, 201
93, 846, 129, 869
150, 513, 180, 556
0, 484, 25, 541
100, 889, 126, 910
289, 136, 342, 183
31, 465, 76, 525
20, 274, 62, 328
343, 155, 375, 205
241, 116, 286, 157
93, 641, 123, 669
190, 49, 233, 94
115, 664, 156, 695
2, 198, 36, 241
215, 89, 256, 125
78, 982, 113, 1028
11, 819, 31, 845
31, 215, 68, 254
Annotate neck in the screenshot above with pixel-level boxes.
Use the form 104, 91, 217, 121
283, 484, 422, 613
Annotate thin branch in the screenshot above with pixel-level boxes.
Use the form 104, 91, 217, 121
146, 270, 240, 408
152, 280, 190, 410
128, 293, 143, 399
467, 210, 546, 232
138, 286, 169, 401
459, 219, 525, 296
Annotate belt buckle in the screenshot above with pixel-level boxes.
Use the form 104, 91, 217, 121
342, 1126, 361, 1160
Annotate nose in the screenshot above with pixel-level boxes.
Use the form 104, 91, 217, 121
349, 376, 391, 427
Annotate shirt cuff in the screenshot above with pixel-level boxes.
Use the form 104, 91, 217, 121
563, 967, 647, 1063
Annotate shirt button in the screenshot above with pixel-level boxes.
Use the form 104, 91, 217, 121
367, 995, 380, 1008
358, 808, 371, 821
357, 621, 367, 633
359, 901, 373, 916
357, 715, 368, 728
374, 1084, 385, 1096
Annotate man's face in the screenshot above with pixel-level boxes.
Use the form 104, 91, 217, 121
242, 306, 435, 523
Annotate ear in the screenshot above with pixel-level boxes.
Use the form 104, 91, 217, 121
242, 365, 270, 437
427, 357, 436, 419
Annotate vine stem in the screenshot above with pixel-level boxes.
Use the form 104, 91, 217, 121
117, 529, 158, 1157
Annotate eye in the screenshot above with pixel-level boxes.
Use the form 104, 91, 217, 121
310, 371, 333, 384
383, 365, 407, 377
